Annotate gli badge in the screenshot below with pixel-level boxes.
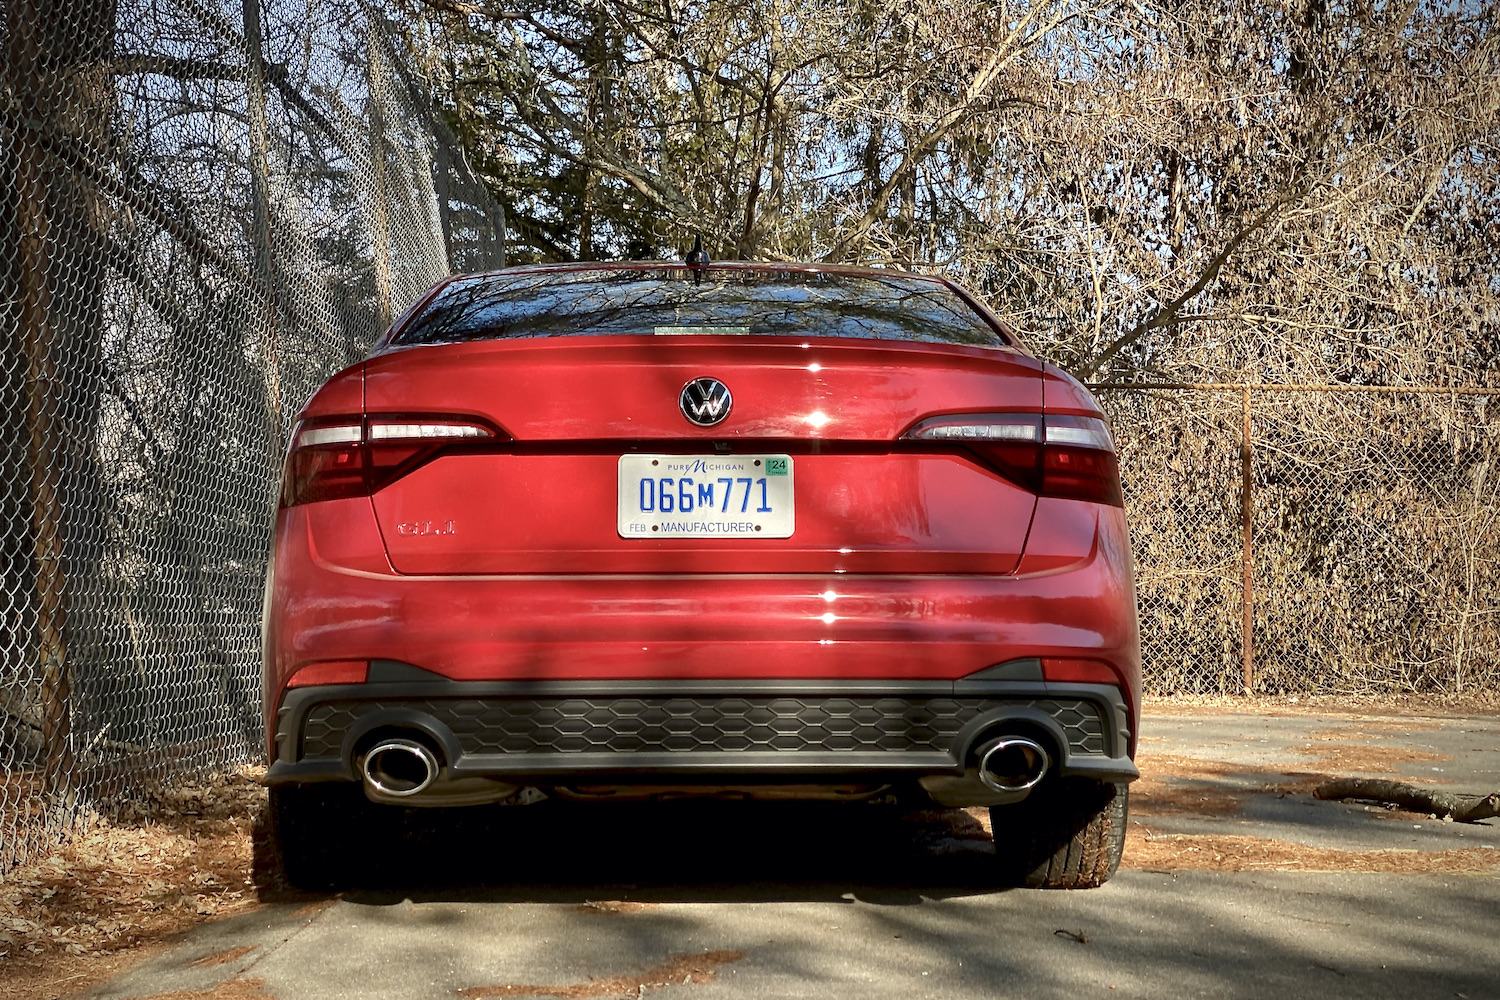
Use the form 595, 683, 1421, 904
396, 520, 455, 537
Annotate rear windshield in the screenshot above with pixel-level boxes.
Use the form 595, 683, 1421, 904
392, 268, 1007, 348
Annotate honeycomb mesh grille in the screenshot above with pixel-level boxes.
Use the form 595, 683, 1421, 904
299, 696, 1107, 760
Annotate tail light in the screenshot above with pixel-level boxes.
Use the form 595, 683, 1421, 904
901, 412, 1124, 507
280, 415, 503, 507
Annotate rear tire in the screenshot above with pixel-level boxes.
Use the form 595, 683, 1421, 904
989, 777, 1129, 889
270, 783, 384, 891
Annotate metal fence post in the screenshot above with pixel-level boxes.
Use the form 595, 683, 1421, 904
1240, 384, 1254, 695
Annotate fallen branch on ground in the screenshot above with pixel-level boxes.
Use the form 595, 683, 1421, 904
1314, 779, 1500, 823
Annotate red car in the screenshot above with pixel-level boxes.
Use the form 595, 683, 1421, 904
262, 261, 1140, 889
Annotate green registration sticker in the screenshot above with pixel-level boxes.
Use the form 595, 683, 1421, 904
765, 457, 789, 477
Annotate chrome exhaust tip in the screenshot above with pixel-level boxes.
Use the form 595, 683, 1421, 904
976, 736, 1051, 794
362, 738, 439, 797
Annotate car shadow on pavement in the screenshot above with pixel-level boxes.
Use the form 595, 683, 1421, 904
253, 799, 1012, 907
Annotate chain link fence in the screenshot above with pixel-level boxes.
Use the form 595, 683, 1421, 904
1, 0, 504, 871
1099, 385, 1500, 698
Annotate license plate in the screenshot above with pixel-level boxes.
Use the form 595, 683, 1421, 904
618, 454, 794, 538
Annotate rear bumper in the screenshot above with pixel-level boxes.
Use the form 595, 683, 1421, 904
264, 495, 1142, 802
264, 670, 1137, 788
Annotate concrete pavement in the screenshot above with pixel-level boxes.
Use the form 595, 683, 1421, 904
78, 707, 1500, 1000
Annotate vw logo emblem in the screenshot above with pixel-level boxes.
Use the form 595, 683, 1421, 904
679, 377, 732, 426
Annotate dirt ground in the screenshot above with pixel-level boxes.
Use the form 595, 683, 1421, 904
2, 694, 1497, 1000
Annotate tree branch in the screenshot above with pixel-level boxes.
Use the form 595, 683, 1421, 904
1076, 197, 1285, 379
1315, 778, 1500, 823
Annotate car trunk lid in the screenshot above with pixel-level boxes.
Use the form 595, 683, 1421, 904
364, 337, 1043, 574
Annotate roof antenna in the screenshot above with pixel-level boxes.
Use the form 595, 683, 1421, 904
684, 234, 710, 284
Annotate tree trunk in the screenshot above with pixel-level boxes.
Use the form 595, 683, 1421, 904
14, 119, 74, 794
2, 0, 120, 801
3, 0, 120, 804
242, 0, 283, 445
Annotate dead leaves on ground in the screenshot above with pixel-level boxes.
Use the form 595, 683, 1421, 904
1127, 828, 1500, 874
0, 769, 267, 1000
